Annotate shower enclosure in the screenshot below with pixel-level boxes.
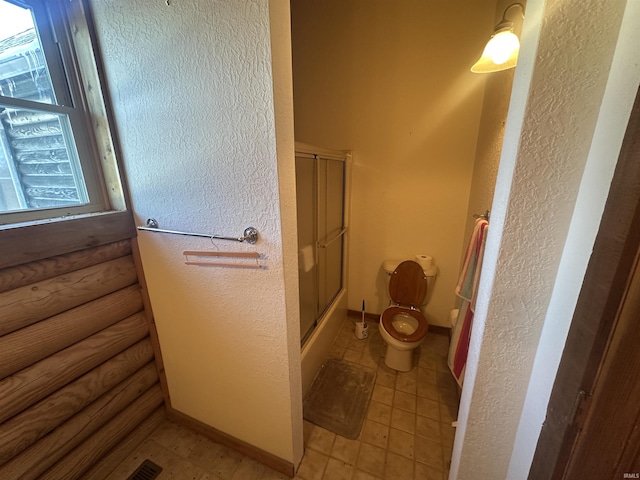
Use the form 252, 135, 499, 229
296, 143, 350, 393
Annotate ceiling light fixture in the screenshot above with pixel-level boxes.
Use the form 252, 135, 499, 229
471, 3, 525, 74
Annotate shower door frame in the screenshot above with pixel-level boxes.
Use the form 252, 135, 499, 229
295, 143, 350, 346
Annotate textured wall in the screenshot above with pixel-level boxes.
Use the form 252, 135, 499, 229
290, 0, 496, 327
507, 0, 640, 475
89, 0, 301, 463
452, 0, 632, 478
462, 0, 521, 247
267, 0, 305, 466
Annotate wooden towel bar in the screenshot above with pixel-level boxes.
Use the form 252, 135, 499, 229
182, 250, 263, 269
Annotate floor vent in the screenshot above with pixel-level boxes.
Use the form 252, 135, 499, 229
127, 459, 163, 480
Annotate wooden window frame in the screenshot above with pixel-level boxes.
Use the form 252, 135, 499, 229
0, 0, 126, 225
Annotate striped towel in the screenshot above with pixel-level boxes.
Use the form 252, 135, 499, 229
448, 218, 489, 386
455, 218, 489, 311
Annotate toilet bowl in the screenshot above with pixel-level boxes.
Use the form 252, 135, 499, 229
379, 260, 432, 371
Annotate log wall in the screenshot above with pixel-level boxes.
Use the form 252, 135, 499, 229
0, 212, 167, 480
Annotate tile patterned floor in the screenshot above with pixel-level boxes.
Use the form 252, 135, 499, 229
108, 315, 458, 480
296, 316, 458, 480
105, 420, 290, 480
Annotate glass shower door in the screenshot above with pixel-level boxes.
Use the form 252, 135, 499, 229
296, 151, 346, 345
317, 158, 345, 316
296, 153, 317, 344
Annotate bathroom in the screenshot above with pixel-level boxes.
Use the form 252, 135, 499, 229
0, 0, 637, 479
291, 1, 515, 477
290, 0, 511, 336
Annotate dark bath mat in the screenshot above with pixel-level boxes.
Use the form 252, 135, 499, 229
303, 358, 376, 439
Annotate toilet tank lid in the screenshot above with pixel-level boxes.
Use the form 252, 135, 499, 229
383, 259, 438, 276
383, 259, 404, 274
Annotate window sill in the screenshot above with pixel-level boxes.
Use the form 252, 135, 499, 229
0, 210, 136, 269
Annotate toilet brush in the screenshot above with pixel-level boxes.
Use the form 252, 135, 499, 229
355, 300, 369, 339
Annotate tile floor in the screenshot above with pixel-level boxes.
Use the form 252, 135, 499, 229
108, 315, 458, 480
296, 315, 458, 480
105, 419, 291, 480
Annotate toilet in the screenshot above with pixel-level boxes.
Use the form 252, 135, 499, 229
379, 259, 436, 371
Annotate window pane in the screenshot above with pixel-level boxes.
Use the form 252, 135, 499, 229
0, 0, 56, 105
0, 105, 88, 212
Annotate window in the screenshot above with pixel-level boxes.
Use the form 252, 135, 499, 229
0, 0, 107, 225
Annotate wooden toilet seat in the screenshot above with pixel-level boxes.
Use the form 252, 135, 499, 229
389, 261, 428, 306
382, 260, 430, 342
381, 306, 428, 343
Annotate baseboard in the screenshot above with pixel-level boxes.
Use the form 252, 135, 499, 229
167, 407, 295, 478
429, 325, 451, 336
347, 309, 380, 321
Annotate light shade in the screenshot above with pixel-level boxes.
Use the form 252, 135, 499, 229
471, 3, 524, 74
471, 30, 520, 73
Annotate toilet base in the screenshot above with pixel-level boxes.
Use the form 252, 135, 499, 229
383, 344, 415, 372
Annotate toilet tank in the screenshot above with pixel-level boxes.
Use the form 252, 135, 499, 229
383, 259, 438, 307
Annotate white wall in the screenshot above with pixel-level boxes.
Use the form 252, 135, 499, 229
463, 1, 521, 244
290, 0, 497, 327
267, 0, 305, 467
451, 0, 638, 478
507, 0, 640, 475
89, 0, 302, 465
